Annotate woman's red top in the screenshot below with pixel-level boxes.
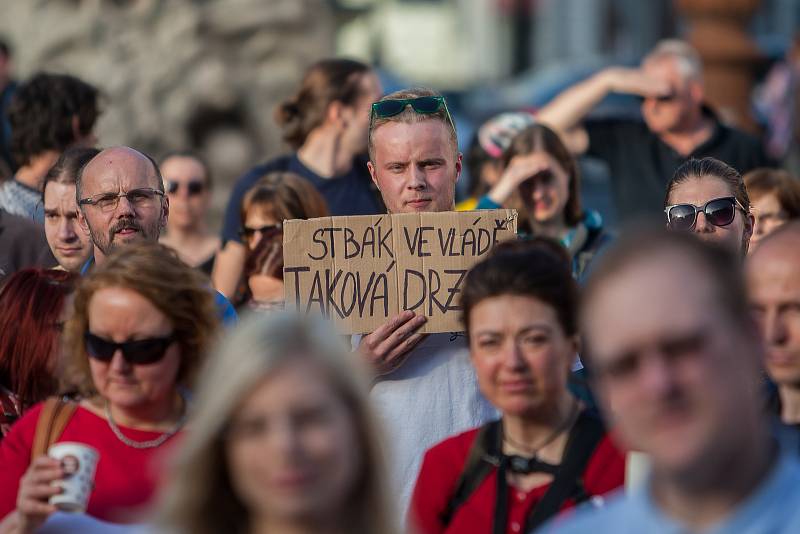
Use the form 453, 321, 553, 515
409, 424, 626, 534
0, 401, 181, 523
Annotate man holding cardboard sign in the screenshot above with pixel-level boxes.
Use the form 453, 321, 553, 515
358, 88, 503, 516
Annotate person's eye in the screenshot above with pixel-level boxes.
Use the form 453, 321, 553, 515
522, 334, 549, 346
603, 355, 639, 380
128, 190, 152, 202
295, 407, 332, 428
45, 212, 58, 220
477, 337, 500, 349
229, 417, 268, 439
423, 161, 442, 169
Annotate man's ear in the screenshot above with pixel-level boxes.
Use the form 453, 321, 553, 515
454, 152, 463, 184
77, 208, 91, 237
326, 101, 345, 128
367, 160, 379, 189
688, 80, 704, 107
160, 195, 170, 230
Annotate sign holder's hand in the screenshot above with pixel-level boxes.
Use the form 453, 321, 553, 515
358, 310, 427, 376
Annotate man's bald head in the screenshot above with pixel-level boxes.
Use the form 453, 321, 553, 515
747, 221, 800, 391
75, 146, 169, 263
76, 146, 164, 201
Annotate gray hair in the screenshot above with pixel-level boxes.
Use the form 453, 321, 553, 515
643, 39, 703, 84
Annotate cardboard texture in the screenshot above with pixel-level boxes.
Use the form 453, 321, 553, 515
283, 209, 518, 334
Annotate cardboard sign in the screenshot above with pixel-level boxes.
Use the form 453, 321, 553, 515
283, 209, 517, 334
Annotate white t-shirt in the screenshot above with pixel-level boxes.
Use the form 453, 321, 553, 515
362, 332, 498, 518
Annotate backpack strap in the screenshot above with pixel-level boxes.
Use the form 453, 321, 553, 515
439, 420, 502, 527
32, 397, 77, 459
524, 409, 607, 531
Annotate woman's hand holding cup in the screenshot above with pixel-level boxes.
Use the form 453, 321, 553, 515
15, 455, 62, 532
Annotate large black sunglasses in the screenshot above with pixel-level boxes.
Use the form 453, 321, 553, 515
238, 223, 283, 240
665, 196, 746, 231
85, 332, 175, 365
166, 180, 205, 196
369, 96, 456, 134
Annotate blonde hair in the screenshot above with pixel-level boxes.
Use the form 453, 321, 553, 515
368, 87, 458, 161
62, 242, 219, 397
156, 312, 397, 534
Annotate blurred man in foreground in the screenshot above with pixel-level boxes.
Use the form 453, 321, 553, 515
550, 229, 800, 533
748, 222, 800, 428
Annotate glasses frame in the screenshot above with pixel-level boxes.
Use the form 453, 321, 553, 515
368, 95, 456, 143
664, 196, 747, 230
78, 187, 165, 212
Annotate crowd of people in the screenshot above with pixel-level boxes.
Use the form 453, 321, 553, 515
1, 35, 800, 534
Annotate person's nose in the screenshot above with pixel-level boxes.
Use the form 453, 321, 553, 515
109, 349, 132, 374
408, 165, 427, 191
501, 340, 528, 372
114, 194, 136, 219
694, 210, 714, 234
57, 216, 78, 243
637, 353, 677, 398
763, 308, 788, 348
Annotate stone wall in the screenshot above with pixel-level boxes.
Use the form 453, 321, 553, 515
0, 0, 335, 220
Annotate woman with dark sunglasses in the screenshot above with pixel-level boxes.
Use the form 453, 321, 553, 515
0, 242, 218, 531
159, 151, 220, 276
664, 157, 754, 257
234, 172, 328, 310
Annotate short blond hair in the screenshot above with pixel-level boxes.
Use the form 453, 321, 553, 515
62, 242, 219, 397
368, 87, 458, 161
156, 312, 397, 534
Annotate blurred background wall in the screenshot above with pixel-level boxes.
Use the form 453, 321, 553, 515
1, 0, 797, 226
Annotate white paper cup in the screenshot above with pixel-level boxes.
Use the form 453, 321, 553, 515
47, 442, 99, 512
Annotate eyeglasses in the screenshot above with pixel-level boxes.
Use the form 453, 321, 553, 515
665, 196, 746, 231
78, 188, 164, 213
369, 95, 456, 135
166, 180, 205, 196
85, 332, 175, 365
239, 223, 282, 240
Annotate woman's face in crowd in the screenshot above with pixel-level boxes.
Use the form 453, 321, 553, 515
162, 155, 210, 231
469, 294, 576, 417
244, 209, 279, 251
517, 151, 570, 225
87, 286, 181, 411
750, 192, 788, 250
667, 176, 753, 255
225, 358, 361, 523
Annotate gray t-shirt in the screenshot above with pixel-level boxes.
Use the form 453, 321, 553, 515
545, 451, 800, 534
0, 179, 43, 223
363, 332, 498, 519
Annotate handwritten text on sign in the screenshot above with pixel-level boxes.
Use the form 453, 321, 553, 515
283, 210, 517, 333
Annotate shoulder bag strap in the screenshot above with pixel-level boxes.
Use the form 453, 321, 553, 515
32, 397, 77, 459
439, 420, 501, 527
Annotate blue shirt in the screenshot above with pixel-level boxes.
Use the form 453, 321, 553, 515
220, 153, 384, 244
544, 452, 800, 534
